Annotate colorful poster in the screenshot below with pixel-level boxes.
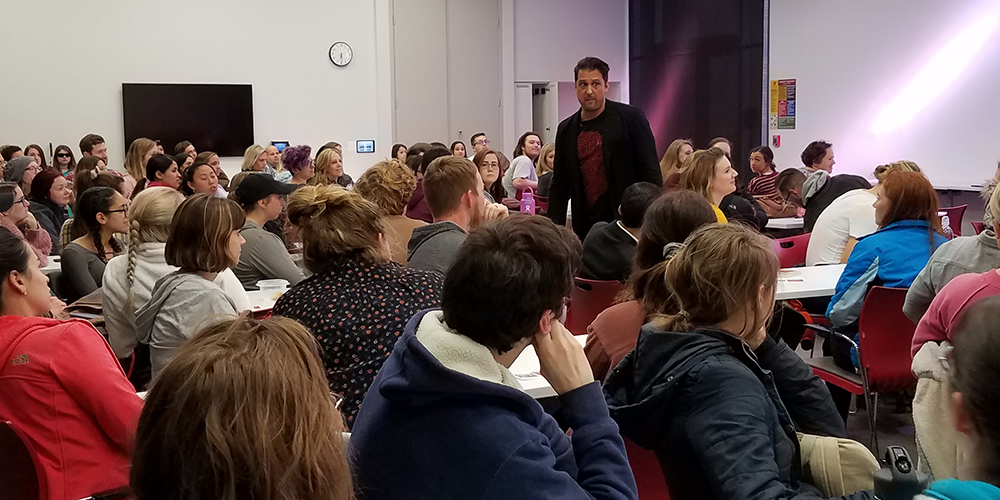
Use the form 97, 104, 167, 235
769, 78, 796, 130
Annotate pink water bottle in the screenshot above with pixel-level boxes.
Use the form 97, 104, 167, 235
520, 188, 536, 214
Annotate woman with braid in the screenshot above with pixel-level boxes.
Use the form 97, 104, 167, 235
102, 188, 249, 366
60, 186, 128, 302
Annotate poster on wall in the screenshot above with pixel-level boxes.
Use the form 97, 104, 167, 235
769, 79, 796, 129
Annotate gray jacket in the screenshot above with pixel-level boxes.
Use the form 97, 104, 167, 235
903, 230, 1000, 323
135, 271, 238, 377
406, 221, 466, 275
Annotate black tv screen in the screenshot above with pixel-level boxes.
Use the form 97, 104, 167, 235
122, 83, 254, 157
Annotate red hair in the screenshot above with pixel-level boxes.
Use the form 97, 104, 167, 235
879, 170, 942, 251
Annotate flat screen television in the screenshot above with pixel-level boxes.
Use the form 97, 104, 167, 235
122, 83, 254, 157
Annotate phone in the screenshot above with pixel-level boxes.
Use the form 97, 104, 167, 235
271, 141, 289, 152
356, 140, 375, 153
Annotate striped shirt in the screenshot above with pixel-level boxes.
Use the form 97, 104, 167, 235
748, 170, 779, 196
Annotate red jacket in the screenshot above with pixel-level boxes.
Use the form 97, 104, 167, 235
0, 316, 143, 500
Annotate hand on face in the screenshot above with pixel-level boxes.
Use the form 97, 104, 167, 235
534, 317, 593, 395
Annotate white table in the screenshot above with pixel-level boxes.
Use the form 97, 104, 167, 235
41, 256, 61, 274
776, 264, 845, 300
245, 289, 283, 314
509, 335, 588, 399
766, 217, 804, 230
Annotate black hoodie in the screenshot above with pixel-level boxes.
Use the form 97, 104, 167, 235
604, 325, 871, 500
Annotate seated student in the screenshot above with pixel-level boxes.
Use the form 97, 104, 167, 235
604, 223, 864, 500
801, 140, 837, 173
0, 182, 51, 266
4, 155, 42, 204
130, 316, 352, 500
232, 174, 304, 290
0, 227, 143, 500
135, 194, 245, 377
173, 140, 196, 159
580, 181, 661, 282
502, 131, 541, 198
536, 142, 555, 197
473, 149, 506, 204
196, 150, 229, 189
351, 216, 638, 500
407, 156, 507, 274
282, 145, 315, 186
775, 167, 871, 232
312, 146, 353, 188
61, 172, 125, 250
679, 148, 737, 223
913, 295, 1000, 499
28, 168, 72, 254
104, 187, 249, 360
123, 138, 158, 199
807, 161, 920, 266
405, 147, 449, 223
180, 160, 221, 197
911, 185, 1000, 357
659, 138, 694, 190
132, 154, 182, 199
905, 184, 1000, 322
172, 152, 194, 174
748, 146, 798, 218
241, 144, 274, 177
60, 186, 128, 302
273, 185, 444, 427
354, 159, 426, 264
585, 190, 717, 381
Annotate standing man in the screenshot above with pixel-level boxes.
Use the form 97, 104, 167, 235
550, 57, 661, 240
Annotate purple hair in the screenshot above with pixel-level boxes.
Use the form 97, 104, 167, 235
283, 145, 312, 173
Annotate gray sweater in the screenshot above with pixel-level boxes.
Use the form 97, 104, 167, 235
135, 271, 238, 377
60, 242, 107, 302
406, 221, 467, 275
233, 219, 305, 290
903, 230, 1000, 323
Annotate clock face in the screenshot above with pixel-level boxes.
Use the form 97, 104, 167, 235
329, 42, 352, 67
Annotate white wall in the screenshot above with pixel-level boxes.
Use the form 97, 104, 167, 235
770, 0, 1000, 188
0, 0, 394, 180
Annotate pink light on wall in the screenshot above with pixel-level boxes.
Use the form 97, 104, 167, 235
870, 9, 1000, 136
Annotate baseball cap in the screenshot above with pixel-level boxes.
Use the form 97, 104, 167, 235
234, 173, 296, 206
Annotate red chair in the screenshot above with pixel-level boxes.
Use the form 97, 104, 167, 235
972, 221, 985, 235
535, 195, 549, 214
939, 204, 968, 236
564, 278, 624, 335
773, 233, 811, 268
805, 287, 916, 452
625, 438, 671, 499
0, 420, 46, 500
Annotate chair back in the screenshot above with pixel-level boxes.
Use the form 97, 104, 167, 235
535, 195, 548, 213
774, 233, 811, 268
625, 438, 671, 499
940, 204, 968, 236
972, 221, 985, 235
0, 420, 45, 500
857, 287, 917, 393
564, 278, 624, 335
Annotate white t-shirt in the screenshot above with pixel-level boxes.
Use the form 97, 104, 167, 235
502, 155, 538, 198
805, 189, 878, 266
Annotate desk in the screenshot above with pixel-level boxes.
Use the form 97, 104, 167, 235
41, 256, 61, 275
246, 289, 283, 315
776, 264, 845, 300
767, 217, 804, 230
509, 335, 588, 399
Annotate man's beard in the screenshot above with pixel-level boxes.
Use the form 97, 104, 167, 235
470, 203, 486, 229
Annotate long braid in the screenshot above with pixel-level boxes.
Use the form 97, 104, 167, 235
88, 217, 107, 263
125, 217, 142, 313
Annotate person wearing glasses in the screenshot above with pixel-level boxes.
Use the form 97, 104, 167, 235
61, 186, 129, 302
469, 132, 491, 159
52, 145, 77, 178
0, 182, 51, 266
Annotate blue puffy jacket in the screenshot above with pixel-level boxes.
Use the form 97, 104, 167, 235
827, 220, 946, 327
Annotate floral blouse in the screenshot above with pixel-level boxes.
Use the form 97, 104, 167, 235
273, 257, 444, 427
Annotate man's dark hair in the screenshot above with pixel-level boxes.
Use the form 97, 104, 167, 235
79, 133, 105, 155
174, 141, 193, 155
619, 182, 661, 228
429, 142, 448, 150
574, 56, 610, 83
442, 216, 582, 352
469, 133, 487, 147
951, 294, 1000, 456
0, 145, 22, 161
801, 140, 832, 168
775, 168, 806, 196
419, 146, 452, 176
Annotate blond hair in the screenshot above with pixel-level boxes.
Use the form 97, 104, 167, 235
124, 138, 157, 180
241, 144, 265, 172
989, 179, 1000, 230
125, 187, 185, 311
659, 138, 694, 182
131, 316, 352, 500
536, 143, 555, 177
679, 148, 727, 202
311, 149, 343, 186
873, 160, 921, 183
286, 184, 386, 272
354, 160, 417, 216
650, 223, 779, 339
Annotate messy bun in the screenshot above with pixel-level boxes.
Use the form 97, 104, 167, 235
286, 184, 386, 272
282, 145, 312, 173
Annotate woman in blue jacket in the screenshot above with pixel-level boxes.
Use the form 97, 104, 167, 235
605, 223, 871, 500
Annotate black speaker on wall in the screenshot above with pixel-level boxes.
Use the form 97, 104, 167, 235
629, 0, 765, 182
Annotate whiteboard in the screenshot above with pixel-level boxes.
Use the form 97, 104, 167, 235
768, 0, 1000, 188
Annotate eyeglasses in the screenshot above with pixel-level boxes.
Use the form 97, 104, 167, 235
105, 207, 128, 214
475, 139, 490, 146
26, 165, 41, 173
56, 153, 72, 158
13, 196, 27, 206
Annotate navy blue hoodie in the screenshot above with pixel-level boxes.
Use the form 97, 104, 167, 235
349, 309, 638, 500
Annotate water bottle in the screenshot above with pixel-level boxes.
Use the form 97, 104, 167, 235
941, 215, 954, 240
873, 446, 930, 500
520, 188, 536, 215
